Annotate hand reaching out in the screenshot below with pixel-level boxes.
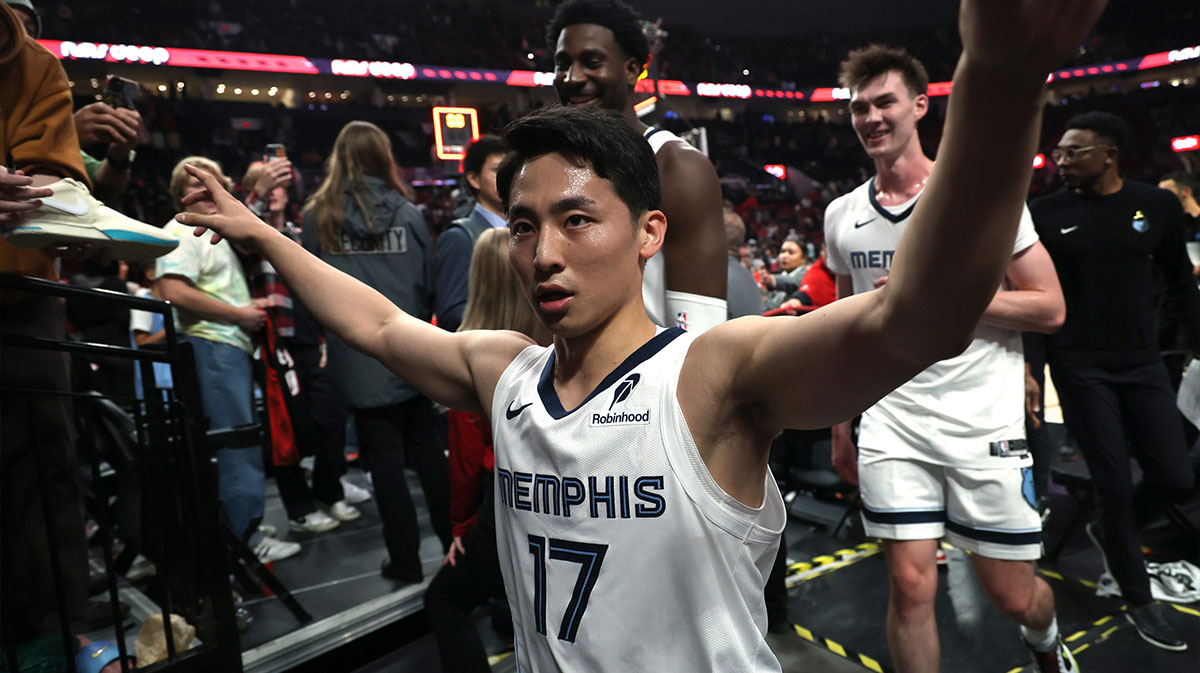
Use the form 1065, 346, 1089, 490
0, 167, 51, 226
959, 0, 1108, 76
176, 164, 276, 248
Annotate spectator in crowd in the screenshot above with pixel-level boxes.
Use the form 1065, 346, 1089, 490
155, 157, 300, 562
1032, 110, 1199, 652
1, 1, 94, 663
425, 227, 548, 673
549, 0, 728, 333
240, 160, 360, 534
781, 242, 837, 310
762, 238, 810, 310
1159, 171, 1200, 254
435, 134, 508, 333
300, 120, 451, 583
4, 0, 144, 206
723, 208, 763, 319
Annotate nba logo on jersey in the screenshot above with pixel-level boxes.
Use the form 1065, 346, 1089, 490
676, 311, 689, 330
1132, 210, 1148, 233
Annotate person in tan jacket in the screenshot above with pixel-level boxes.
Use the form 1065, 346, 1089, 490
1, 3, 94, 667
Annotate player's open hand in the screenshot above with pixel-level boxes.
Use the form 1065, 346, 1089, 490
175, 164, 272, 247
958, 0, 1107, 76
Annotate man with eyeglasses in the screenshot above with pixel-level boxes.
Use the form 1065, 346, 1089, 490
1030, 110, 1199, 652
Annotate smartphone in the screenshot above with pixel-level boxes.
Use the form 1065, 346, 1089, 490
265, 143, 287, 162
102, 76, 139, 110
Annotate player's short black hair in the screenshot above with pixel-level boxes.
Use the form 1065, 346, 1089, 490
496, 105, 660, 218
1065, 111, 1129, 151
1163, 171, 1200, 194
546, 0, 650, 70
461, 134, 507, 194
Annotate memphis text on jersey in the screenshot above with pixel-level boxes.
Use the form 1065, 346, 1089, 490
496, 470, 667, 520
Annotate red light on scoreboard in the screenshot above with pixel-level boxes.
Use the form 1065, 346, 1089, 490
1032, 153, 1046, 169
1171, 135, 1199, 153
432, 107, 480, 161
764, 164, 787, 180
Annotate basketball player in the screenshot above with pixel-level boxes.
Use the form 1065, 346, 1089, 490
548, 0, 728, 333
174, 1, 1105, 667
825, 45, 1073, 672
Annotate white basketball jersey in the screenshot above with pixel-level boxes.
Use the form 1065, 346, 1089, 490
824, 177, 1039, 468
641, 127, 701, 328
491, 327, 785, 672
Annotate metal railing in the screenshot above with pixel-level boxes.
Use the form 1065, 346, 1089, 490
0, 274, 242, 673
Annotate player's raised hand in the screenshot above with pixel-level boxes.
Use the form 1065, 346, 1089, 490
959, 0, 1107, 76
175, 164, 274, 246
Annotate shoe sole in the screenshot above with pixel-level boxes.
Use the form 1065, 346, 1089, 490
1124, 613, 1189, 651
6, 223, 178, 261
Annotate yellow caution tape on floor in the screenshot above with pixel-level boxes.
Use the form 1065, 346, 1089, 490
785, 541, 883, 587
791, 624, 895, 673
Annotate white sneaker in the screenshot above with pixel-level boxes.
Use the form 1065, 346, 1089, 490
289, 510, 340, 533
323, 500, 361, 522
340, 476, 372, 505
253, 536, 300, 562
4, 178, 178, 260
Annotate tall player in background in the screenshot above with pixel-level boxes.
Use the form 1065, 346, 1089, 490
548, 0, 728, 333
173, 0, 1106, 667
825, 45, 1072, 672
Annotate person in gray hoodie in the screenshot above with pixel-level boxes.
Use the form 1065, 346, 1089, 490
301, 121, 451, 582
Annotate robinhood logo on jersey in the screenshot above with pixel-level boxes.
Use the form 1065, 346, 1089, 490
590, 373, 651, 426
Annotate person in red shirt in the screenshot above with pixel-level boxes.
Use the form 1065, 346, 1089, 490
784, 242, 837, 309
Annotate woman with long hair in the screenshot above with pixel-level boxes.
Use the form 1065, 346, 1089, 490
300, 121, 450, 583
424, 227, 549, 672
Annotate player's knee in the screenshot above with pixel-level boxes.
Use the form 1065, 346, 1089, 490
988, 584, 1035, 621
888, 562, 937, 612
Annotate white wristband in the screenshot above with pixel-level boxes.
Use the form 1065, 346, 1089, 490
664, 290, 727, 334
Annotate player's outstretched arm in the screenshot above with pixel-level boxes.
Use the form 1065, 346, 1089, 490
175, 164, 533, 414
684, 0, 1106, 436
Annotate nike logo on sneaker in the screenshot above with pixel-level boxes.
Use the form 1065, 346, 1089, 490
1060, 226, 1080, 234
40, 194, 90, 216
854, 217, 877, 229
506, 400, 533, 420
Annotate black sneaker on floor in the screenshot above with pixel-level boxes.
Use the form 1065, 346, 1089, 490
1125, 602, 1188, 651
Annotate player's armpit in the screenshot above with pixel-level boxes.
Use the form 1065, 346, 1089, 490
377, 323, 535, 418
655, 144, 726, 301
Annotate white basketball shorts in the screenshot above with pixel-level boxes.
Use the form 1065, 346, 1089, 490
858, 458, 1043, 560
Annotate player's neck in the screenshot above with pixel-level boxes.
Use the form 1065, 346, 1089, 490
550, 302, 657, 409
873, 144, 933, 204
620, 102, 650, 133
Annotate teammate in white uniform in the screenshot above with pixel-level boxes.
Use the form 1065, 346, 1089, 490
549, 0, 728, 334
825, 46, 1073, 673
172, 4, 1107, 667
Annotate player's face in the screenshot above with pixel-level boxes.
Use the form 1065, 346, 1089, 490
554, 24, 639, 112
1055, 129, 1111, 189
849, 71, 927, 160
778, 241, 804, 271
506, 153, 660, 337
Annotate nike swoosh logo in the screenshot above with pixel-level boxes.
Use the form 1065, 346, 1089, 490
506, 400, 533, 420
91, 644, 111, 659
1060, 226, 1080, 234
40, 195, 90, 216
853, 218, 877, 229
